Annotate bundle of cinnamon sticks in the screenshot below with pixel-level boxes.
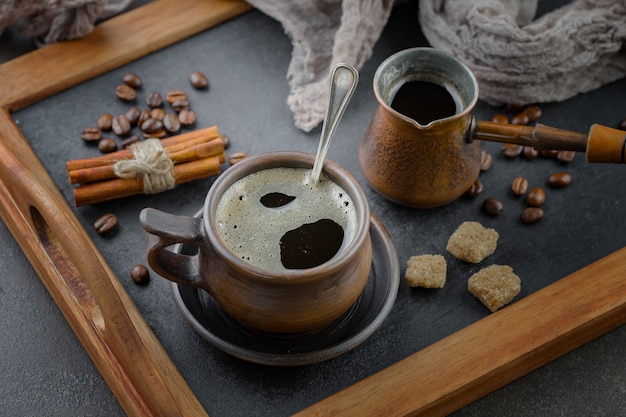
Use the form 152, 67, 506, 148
66, 126, 225, 206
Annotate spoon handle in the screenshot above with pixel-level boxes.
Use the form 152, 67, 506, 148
310, 63, 359, 185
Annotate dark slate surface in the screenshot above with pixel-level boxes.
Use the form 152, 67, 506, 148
1, 1, 625, 416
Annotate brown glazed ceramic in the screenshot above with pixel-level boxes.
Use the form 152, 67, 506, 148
140, 152, 372, 334
360, 47, 481, 208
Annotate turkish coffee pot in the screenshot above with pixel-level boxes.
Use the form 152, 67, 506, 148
359, 48, 625, 208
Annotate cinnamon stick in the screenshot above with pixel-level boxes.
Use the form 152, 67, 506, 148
68, 138, 225, 184
65, 126, 220, 172
73, 155, 221, 206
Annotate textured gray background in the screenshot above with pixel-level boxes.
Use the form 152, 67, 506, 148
1, 1, 625, 416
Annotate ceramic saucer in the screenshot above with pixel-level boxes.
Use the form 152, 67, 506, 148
170, 213, 399, 366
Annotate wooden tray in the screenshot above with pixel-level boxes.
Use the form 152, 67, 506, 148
1, 1, 625, 416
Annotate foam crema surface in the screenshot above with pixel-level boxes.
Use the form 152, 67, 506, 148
215, 167, 358, 272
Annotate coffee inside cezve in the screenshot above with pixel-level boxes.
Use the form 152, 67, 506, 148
390, 80, 456, 124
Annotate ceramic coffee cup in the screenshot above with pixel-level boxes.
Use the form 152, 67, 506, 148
140, 151, 372, 334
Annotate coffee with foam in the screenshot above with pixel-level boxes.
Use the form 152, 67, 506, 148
215, 167, 358, 271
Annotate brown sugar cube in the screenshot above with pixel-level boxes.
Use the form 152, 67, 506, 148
468, 265, 521, 312
405, 254, 447, 288
446, 221, 499, 263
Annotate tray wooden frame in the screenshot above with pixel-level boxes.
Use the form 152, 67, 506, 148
1, 1, 625, 416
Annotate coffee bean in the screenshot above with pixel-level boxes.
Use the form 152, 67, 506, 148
130, 264, 150, 285
221, 134, 230, 149
511, 176, 528, 196
143, 129, 167, 139
166, 90, 187, 104
480, 150, 493, 171
464, 180, 483, 197
112, 114, 131, 136
522, 146, 538, 159
115, 84, 137, 101
189, 71, 209, 89
150, 108, 165, 121
510, 112, 530, 125
122, 73, 142, 88
525, 187, 546, 207
81, 127, 102, 142
163, 113, 181, 133
523, 105, 542, 121
97, 113, 113, 131
137, 109, 151, 127
125, 107, 141, 126
556, 150, 575, 163
501, 143, 523, 158
482, 197, 503, 217
121, 134, 140, 149
146, 92, 163, 108
540, 149, 558, 158
178, 109, 196, 126
491, 114, 509, 124
618, 117, 626, 131
98, 138, 118, 153
171, 99, 190, 112
521, 207, 544, 224
140, 118, 163, 134
229, 152, 248, 166
548, 172, 572, 188
94, 213, 118, 235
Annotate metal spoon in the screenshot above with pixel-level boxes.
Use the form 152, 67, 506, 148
309, 63, 359, 185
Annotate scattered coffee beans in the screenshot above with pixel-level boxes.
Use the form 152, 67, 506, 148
480, 150, 493, 171
522, 146, 538, 159
525, 187, 546, 207
521, 207, 544, 224
540, 149, 558, 158
98, 138, 118, 153
617, 117, 626, 131
556, 150, 575, 163
548, 172, 572, 188
115, 84, 137, 101
163, 113, 181, 133
125, 107, 141, 126
482, 197, 503, 217
178, 109, 196, 126
511, 176, 528, 196
491, 113, 509, 124
137, 109, 151, 127
229, 152, 248, 166
510, 112, 529, 125
464, 180, 483, 197
171, 99, 190, 112
166, 90, 187, 104
97, 113, 113, 131
141, 118, 163, 134
523, 105, 542, 121
122, 73, 142, 88
94, 213, 118, 235
505, 103, 524, 113
150, 108, 165, 121
146, 92, 163, 108
130, 264, 150, 285
81, 127, 102, 142
501, 143, 523, 158
189, 71, 209, 89
112, 114, 131, 136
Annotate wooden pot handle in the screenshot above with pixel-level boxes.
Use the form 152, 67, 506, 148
473, 119, 626, 164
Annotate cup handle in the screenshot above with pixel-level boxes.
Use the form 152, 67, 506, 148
139, 208, 205, 288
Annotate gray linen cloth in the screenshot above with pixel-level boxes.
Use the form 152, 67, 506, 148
2, 0, 624, 131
